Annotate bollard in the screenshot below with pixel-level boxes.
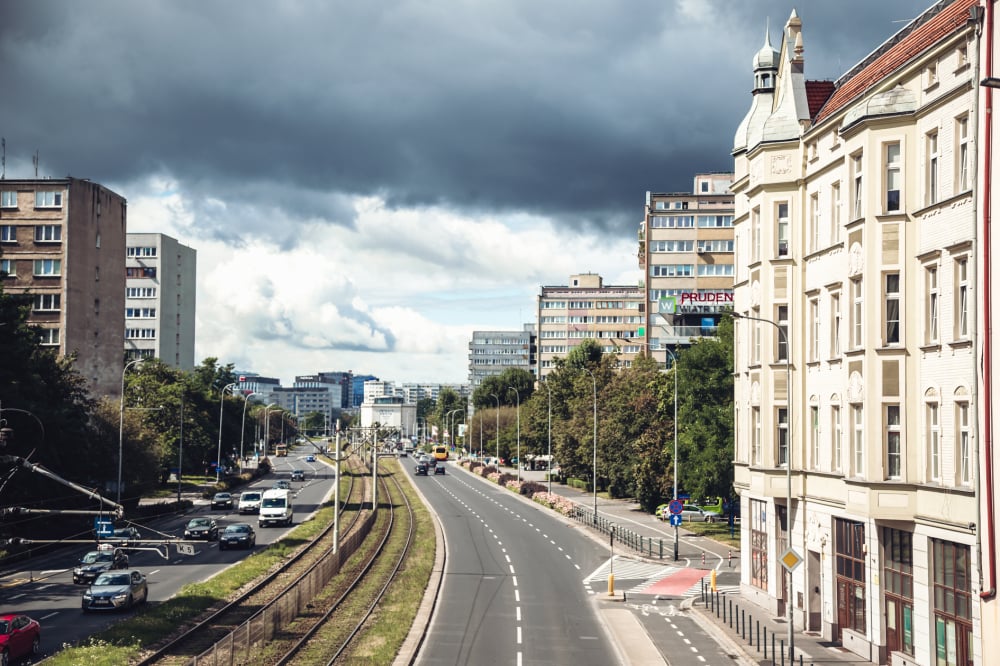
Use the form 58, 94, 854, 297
728, 549, 733, 567
722, 596, 726, 623
764, 628, 768, 659
702, 552, 706, 565
780, 639, 785, 666
741, 609, 745, 641
799, 654, 803, 666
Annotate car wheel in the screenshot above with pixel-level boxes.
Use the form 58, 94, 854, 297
31, 635, 40, 654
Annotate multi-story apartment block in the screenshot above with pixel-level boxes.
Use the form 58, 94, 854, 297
468, 325, 536, 386
535, 273, 643, 377
639, 174, 734, 366
0, 177, 126, 396
124, 232, 196, 369
731, 4, 984, 664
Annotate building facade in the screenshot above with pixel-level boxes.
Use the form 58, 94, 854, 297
0, 177, 126, 396
535, 273, 644, 377
639, 174, 735, 366
468, 325, 536, 386
732, 4, 984, 664
124, 232, 196, 369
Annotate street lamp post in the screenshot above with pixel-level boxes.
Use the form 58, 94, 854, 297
663, 347, 680, 562
117, 359, 142, 504
446, 409, 462, 451
507, 387, 521, 483
177, 398, 184, 504
538, 380, 553, 493
732, 310, 793, 658
240, 392, 260, 470
581, 367, 598, 523
490, 394, 500, 463
216, 383, 236, 482
263, 403, 277, 455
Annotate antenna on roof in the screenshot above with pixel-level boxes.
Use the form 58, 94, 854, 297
32, 150, 39, 178
1, 137, 5, 179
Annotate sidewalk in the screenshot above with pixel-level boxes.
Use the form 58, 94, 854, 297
506, 465, 870, 666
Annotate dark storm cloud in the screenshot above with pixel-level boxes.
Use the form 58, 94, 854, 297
2, 0, 928, 240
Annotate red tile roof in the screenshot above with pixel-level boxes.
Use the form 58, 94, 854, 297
805, 80, 836, 119
813, 0, 976, 124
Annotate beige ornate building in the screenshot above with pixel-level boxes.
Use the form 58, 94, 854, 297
731, 3, 985, 664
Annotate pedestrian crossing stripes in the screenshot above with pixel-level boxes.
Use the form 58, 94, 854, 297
584, 556, 739, 599
582, 556, 677, 584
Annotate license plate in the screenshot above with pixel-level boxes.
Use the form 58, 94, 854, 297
227, 539, 239, 544
94, 599, 111, 605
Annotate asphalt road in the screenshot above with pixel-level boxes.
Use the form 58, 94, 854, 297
409, 459, 620, 665
0, 454, 335, 661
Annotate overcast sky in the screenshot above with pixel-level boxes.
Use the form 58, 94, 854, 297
2, 0, 928, 384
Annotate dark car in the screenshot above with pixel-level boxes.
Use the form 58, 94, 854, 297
273, 479, 291, 490
81, 569, 148, 612
414, 462, 429, 476
105, 526, 141, 552
219, 523, 256, 550
290, 469, 305, 482
211, 492, 234, 510
183, 517, 219, 540
73, 545, 129, 584
0, 613, 41, 664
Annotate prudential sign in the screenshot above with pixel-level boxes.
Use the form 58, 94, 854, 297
659, 292, 733, 314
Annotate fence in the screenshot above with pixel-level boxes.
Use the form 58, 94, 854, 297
567, 504, 669, 559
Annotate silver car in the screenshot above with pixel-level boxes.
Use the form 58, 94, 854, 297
81, 569, 148, 611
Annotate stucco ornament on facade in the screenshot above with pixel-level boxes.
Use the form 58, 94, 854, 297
750, 381, 761, 405
751, 280, 762, 307
770, 154, 792, 176
848, 242, 864, 277
847, 371, 864, 403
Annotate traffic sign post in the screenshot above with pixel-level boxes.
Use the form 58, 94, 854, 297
668, 499, 684, 515
94, 518, 113, 539
780, 548, 803, 572
669, 514, 683, 527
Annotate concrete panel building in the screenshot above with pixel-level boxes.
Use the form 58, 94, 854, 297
468, 325, 536, 386
124, 232, 196, 369
1, 177, 126, 396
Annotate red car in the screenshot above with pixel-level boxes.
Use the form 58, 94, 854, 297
0, 614, 41, 665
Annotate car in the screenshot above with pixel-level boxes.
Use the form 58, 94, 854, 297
398, 449, 407, 457
434, 461, 446, 475
105, 526, 141, 551
211, 492, 234, 510
273, 479, 291, 490
238, 490, 262, 514
305, 454, 316, 463
183, 517, 219, 540
290, 469, 305, 482
414, 461, 429, 475
73, 545, 129, 584
0, 614, 41, 664
219, 523, 256, 550
658, 504, 719, 523
81, 569, 148, 612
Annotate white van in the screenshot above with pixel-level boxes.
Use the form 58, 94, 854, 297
258, 489, 293, 527
238, 490, 262, 514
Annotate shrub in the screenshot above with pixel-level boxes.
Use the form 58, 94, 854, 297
531, 492, 575, 515
518, 481, 546, 497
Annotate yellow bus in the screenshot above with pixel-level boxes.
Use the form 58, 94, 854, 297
275, 443, 288, 457
433, 445, 448, 461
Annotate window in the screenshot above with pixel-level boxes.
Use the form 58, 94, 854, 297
1, 191, 16, 208
655, 201, 666, 211
33, 294, 60, 311
752, 407, 761, 465
809, 192, 820, 252
697, 215, 733, 228
886, 404, 902, 479
931, 539, 973, 666
886, 142, 901, 212
853, 153, 864, 219
831, 293, 842, 356
125, 307, 156, 318
0, 259, 13, 276
696, 264, 734, 276
750, 498, 768, 589
925, 61, 938, 87
37, 328, 59, 346
853, 405, 864, 476
0, 225, 15, 243
776, 203, 789, 256
126, 287, 157, 298
927, 266, 939, 344
851, 278, 864, 349
126, 246, 157, 257
126, 267, 157, 279
929, 402, 941, 481
752, 319, 761, 365
927, 131, 939, 206
777, 407, 789, 466
956, 258, 969, 339
33, 259, 61, 276
957, 403, 970, 486
883, 528, 914, 658
652, 265, 694, 277
125, 328, 157, 339
34, 191, 62, 208
833, 405, 843, 472
885, 273, 901, 345
811, 405, 820, 469
956, 116, 970, 192
831, 182, 842, 243
809, 298, 820, 362
34, 225, 62, 242
777, 305, 789, 362
835, 519, 866, 634
751, 206, 761, 262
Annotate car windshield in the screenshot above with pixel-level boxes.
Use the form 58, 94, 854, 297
225, 525, 250, 534
95, 573, 130, 586
82, 551, 111, 564
188, 519, 210, 528
114, 529, 134, 538
242, 493, 260, 501
214, 493, 230, 499
262, 498, 285, 508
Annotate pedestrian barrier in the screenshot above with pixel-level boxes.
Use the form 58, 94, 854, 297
567, 505, 668, 559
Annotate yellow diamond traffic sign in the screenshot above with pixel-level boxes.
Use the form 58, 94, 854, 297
781, 548, 803, 572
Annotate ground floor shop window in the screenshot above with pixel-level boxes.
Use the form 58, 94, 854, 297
932, 539, 972, 666
883, 527, 914, 657
835, 518, 866, 637
750, 498, 767, 590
